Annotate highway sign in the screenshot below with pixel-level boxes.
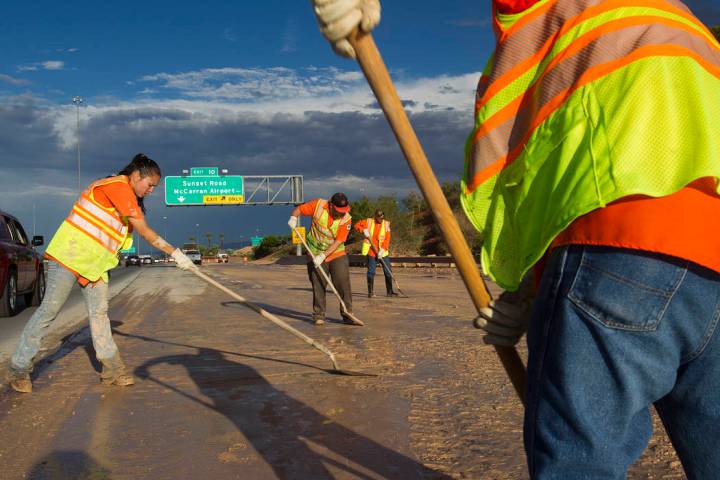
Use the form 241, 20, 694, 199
165, 175, 244, 206
120, 246, 136, 254
191, 167, 218, 176
251, 236, 264, 247
292, 227, 306, 245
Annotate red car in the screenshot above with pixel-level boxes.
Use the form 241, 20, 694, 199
0, 211, 45, 317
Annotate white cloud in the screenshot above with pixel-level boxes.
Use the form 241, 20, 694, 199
0, 73, 28, 85
42, 61, 65, 70
17, 60, 65, 72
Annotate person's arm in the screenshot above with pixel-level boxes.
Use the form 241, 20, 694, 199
128, 217, 196, 271
354, 218, 368, 233
129, 217, 175, 255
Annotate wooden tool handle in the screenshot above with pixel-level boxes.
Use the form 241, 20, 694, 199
349, 30, 526, 404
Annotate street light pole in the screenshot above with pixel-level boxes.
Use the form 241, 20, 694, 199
72, 96, 83, 194
195, 224, 199, 247
163, 216, 168, 259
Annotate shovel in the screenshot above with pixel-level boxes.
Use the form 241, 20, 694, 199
189, 267, 372, 376
347, 30, 526, 404
363, 233, 407, 297
293, 227, 365, 326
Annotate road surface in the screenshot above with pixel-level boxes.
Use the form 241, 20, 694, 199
0, 262, 683, 479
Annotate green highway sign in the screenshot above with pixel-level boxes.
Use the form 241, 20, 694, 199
190, 167, 218, 176
120, 246, 136, 254
251, 236, 264, 247
165, 175, 244, 206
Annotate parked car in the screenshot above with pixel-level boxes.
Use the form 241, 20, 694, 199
125, 255, 141, 267
216, 252, 229, 263
183, 249, 202, 265
0, 210, 45, 317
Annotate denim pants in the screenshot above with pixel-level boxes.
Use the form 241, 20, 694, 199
366, 255, 392, 280
526, 245, 720, 479
11, 261, 119, 374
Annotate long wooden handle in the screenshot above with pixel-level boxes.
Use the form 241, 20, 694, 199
190, 268, 341, 370
294, 228, 353, 317
349, 30, 526, 404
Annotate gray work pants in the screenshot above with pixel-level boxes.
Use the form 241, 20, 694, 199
307, 255, 352, 321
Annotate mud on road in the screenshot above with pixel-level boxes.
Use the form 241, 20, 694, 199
0, 263, 683, 479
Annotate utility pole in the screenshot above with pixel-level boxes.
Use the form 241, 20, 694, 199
72, 96, 83, 194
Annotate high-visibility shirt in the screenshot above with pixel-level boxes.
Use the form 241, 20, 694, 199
45, 176, 140, 284
461, 0, 720, 290
494, 0, 720, 276
355, 218, 391, 257
298, 198, 352, 262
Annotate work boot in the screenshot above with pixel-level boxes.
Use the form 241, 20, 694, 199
7, 370, 32, 393
100, 354, 135, 387
367, 277, 375, 298
312, 315, 325, 326
386, 276, 399, 297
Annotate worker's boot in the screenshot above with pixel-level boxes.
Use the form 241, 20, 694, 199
99, 354, 135, 387
367, 277, 375, 298
386, 277, 399, 297
6, 369, 32, 393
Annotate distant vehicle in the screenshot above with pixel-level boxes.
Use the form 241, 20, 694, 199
216, 252, 229, 263
0, 210, 45, 317
140, 255, 153, 265
183, 249, 202, 265
125, 255, 141, 267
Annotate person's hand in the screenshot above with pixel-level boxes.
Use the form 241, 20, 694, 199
312, 0, 381, 58
288, 216, 299, 230
377, 248, 386, 257
473, 276, 534, 346
313, 252, 326, 267
363, 228, 370, 238
171, 248, 197, 272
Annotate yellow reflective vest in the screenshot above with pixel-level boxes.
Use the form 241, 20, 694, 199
461, 0, 720, 290
305, 199, 352, 256
46, 176, 134, 282
361, 219, 390, 257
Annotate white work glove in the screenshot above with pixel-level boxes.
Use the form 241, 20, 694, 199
312, 0, 381, 58
313, 252, 326, 267
377, 248, 386, 257
363, 228, 370, 238
288, 216, 299, 230
171, 248, 197, 272
474, 276, 534, 346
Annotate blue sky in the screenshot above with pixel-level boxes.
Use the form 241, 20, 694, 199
0, 1, 718, 252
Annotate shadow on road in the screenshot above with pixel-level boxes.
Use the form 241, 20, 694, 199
28, 450, 112, 479
135, 348, 450, 479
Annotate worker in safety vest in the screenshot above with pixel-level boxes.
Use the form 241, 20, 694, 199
288, 193, 354, 325
6, 154, 197, 394
312, 0, 720, 477
354, 209, 397, 298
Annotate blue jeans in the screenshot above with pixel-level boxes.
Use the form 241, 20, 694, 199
366, 255, 392, 280
11, 261, 119, 374
525, 245, 720, 479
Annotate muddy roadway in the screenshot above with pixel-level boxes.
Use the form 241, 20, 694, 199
0, 262, 684, 479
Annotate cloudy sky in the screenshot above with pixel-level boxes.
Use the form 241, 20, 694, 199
1, 0, 718, 252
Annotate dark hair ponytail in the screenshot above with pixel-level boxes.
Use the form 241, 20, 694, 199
118, 153, 161, 213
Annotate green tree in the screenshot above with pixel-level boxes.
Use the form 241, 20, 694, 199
219, 233, 225, 250
711, 26, 720, 42
253, 235, 290, 259
205, 232, 213, 248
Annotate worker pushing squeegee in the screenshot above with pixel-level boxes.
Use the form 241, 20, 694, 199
288, 193, 364, 326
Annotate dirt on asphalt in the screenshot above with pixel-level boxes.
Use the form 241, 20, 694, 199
0, 262, 684, 479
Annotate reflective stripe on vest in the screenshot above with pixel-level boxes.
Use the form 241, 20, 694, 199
45, 176, 133, 281
306, 199, 350, 256
361, 219, 390, 257
461, 0, 720, 290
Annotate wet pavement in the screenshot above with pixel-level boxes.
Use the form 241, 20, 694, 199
0, 263, 684, 479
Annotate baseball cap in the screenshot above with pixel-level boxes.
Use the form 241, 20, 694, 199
329, 192, 350, 213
